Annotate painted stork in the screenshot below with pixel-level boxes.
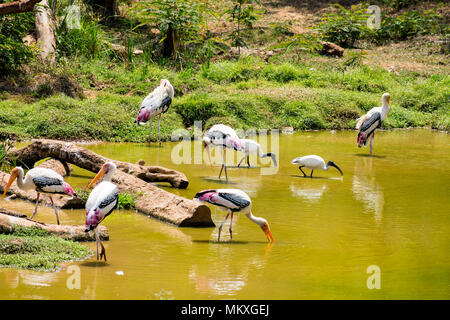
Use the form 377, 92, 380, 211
2, 167, 76, 224
194, 189, 274, 243
135, 79, 175, 144
291, 155, 343, 178
356, 93, 391, 155
237, 138, 277, 168
203, 124, 243, 181
85, 162, 119, 262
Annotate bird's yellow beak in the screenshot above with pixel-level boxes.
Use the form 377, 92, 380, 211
87, 165, 107, 189
3, 168, 18, 200
261, 222, 274, 243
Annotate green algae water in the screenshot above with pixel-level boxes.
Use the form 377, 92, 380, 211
0, 129, 449, 299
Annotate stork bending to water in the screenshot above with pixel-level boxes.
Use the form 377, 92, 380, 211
2, 167, 76, 224
356, 93, 391, 155
237, 139, 277, 168
291, 155, 343, 178
85, 162, 119, 262
135, 79, 174, 144
203, 124, 243, 182
194, 189, 274, 243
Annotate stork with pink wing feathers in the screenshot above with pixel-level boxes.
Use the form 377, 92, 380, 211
2, 167, 76, 225
202, 124, 243, 182
135, 79, 175, 145
194, 188, 274, 243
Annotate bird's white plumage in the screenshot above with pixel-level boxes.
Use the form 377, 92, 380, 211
204, 124, 242, 149
15, 167, 66, 193
139, 86, 170, 121
86, 181, 118, 212
291, 155, 327, 170
356, 93, 390, 130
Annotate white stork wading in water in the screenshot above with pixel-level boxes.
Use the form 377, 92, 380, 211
2, 167, 76, 224
135, 79, 175, 144
85, 162, 119, 262
194, 189, 274, 243
237, 139, 277, 168
291, 155, 343, 178
356, 93, 391, 155
203, 124, 243, 182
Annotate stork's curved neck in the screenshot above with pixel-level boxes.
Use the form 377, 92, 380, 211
103, 167, 116, 182
245, 212, 265, 227
15, 167, 26, 189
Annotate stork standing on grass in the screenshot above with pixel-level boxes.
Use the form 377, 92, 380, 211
2, 167, 76, 224
194, 189, 274, 243
203, 124, 243, 182
356, 93, 391, 155
85, 162, 119, 262
135, 79, 174, 144
237, 139, 277, 168
291, 155, 343, 178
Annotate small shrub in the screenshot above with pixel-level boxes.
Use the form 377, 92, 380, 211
317, 4, 370, 47
0, 13, 35, 75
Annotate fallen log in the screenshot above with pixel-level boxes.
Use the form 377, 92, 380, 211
37, 158, 73, 177
5, 140, 214, 227
0, 212, 108, 241
9, 139, 189, 188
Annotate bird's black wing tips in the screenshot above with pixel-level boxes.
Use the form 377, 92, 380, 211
360, 112, 382, 139
161, 96, 172, 113
32, 176, 63, 190
218, 192, 250, 210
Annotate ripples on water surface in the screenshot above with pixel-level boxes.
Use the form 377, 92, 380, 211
0, 129, 449, 299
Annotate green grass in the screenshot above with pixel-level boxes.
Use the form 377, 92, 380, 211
0, 55, 448, 142
0, 226, 91, 271
75, 188, 142, 209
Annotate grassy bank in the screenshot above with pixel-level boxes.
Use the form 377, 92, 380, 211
0, 55, 448, 142
0, 227, 91, 271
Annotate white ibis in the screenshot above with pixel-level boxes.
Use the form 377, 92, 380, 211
202, 124, 243, 181
356, 93, 391, 155
85, 162, 119, 262
291, 155, 343, 178
194, 188, 274, 243
237, 138, 277, 168
135, 79, 174, 144
2, 167, 76, 224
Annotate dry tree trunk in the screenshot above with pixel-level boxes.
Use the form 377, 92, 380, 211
0, 0, 40, 15
34, 0, 55, 63
9, 139, 189, 188
0, 212, 109, 241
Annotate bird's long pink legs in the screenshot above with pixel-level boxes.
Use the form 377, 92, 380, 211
218, 210, 232, 242
158, 113, 162, 146
95, 228, 107, 261
29, 192, 40, 220
370, 133, 375, 155
218, 147, 228, 181
148, 118, 153, 142
49, 196, 60, 225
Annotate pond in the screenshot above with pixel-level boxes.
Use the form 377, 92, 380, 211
0, 129, 449, 299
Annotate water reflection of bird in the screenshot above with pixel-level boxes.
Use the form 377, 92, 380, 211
356, 93, 391, 155
290, 183, 327, 203
85, 162, 119, 261
352, 157, 384, 223
2, 167, 76, 224
237, 139, 277, 168
202, 124, 243, 181
194, 189, 274, 243
189, 242, 273, 296
135, 79, 174, 144
291, 155, 343, 178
